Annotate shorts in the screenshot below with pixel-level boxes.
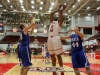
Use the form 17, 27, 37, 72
72, 49, 90, 68
47, 36, 63, 55
46, 53, 50, 58
18, 45, 32, 67
42, 52, 46, 56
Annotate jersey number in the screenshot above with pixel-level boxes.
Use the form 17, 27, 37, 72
72, 42, 79, 47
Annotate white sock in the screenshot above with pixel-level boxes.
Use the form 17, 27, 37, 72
52, 66, 56, 71
60, 67, 64, 71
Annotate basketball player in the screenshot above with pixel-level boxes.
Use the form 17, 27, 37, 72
45, 51, 50, 64
16, 42, 21, 57
41, 45, 46, 62
47, 5, 66, 75
61, 26, 92, 75
16, 42, 21, 64
19, 16, 35, 75
41, 42, 47, 62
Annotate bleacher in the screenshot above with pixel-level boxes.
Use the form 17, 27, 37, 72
0, 35, 20, 44
85, 31, 100, 59
30, 36, 67, 45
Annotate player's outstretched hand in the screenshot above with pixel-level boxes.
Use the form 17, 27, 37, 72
59, 4, 66, 11
70, 30, 74, 32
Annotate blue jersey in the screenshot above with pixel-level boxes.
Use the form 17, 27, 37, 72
18, 44, 21, 50
17, 44, 21, 58
20, 30, 30, 46
71, 34, 83, 51
19, 30, 32, 67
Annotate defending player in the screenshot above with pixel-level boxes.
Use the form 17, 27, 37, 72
45, 51, 50, 64
61, 26, 92, 75
47, 4, 66, 75
19, 16, 35, 75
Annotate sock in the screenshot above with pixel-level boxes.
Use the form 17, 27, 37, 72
60, 67, 64, 71
52, 66, 56, 71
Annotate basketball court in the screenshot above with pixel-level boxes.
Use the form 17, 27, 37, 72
0, 53, 100, 75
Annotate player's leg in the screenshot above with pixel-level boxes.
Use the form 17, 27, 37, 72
57, 54, 63, 69
53, 36, 64, 69
85, 67, 92, 75
72, 51, 81, 75
46, 57, 50, 63
78, 50, 92, 75
50, 54, 58, 75
47, 37, 57, 75
73, 68, 80, 75
50, 53, 58, 75
19, 47, 24, 75
57, 54, 64, 75
53, 36, 64, 75
20, 46, 32, 75
51, 54, 56, 70
42, 52, 46, 62
23, 67, 30, 75
20, 66, 24, 75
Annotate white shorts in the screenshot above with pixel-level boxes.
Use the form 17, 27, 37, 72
47, 36, 63, 55
42, 52, 46, 56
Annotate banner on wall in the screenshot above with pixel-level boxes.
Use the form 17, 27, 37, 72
13, 44, 17, 49
88, 39, 98, 45
82, 41, 89, 46
82, 39, 98, 46
9, 44, 17, 48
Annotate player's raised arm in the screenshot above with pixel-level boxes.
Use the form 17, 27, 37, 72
50, 9, 59, 23
58, 4, 66, 27
29, 26, 34, 36
58, 10, 63, 27
75, 30, 84, 39
24, 16, 35, 35
29, 16, 35, 36
72, 27, 84, 39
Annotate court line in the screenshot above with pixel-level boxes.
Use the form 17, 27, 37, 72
4, 64, 18, 75
63, 65, 87, 75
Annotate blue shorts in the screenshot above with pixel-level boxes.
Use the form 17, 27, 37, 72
46, 53, 50, 58
72, 49, 90, 68
18, 45, 32, 67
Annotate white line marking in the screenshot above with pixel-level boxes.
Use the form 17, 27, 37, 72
4, 64, 18, 75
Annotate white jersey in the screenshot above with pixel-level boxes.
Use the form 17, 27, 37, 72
48, 21, 61, 37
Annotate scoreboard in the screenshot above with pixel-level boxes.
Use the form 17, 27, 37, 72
0, 23, 4, 33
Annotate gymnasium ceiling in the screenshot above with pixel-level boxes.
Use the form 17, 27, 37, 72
0, 0, 100, 26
